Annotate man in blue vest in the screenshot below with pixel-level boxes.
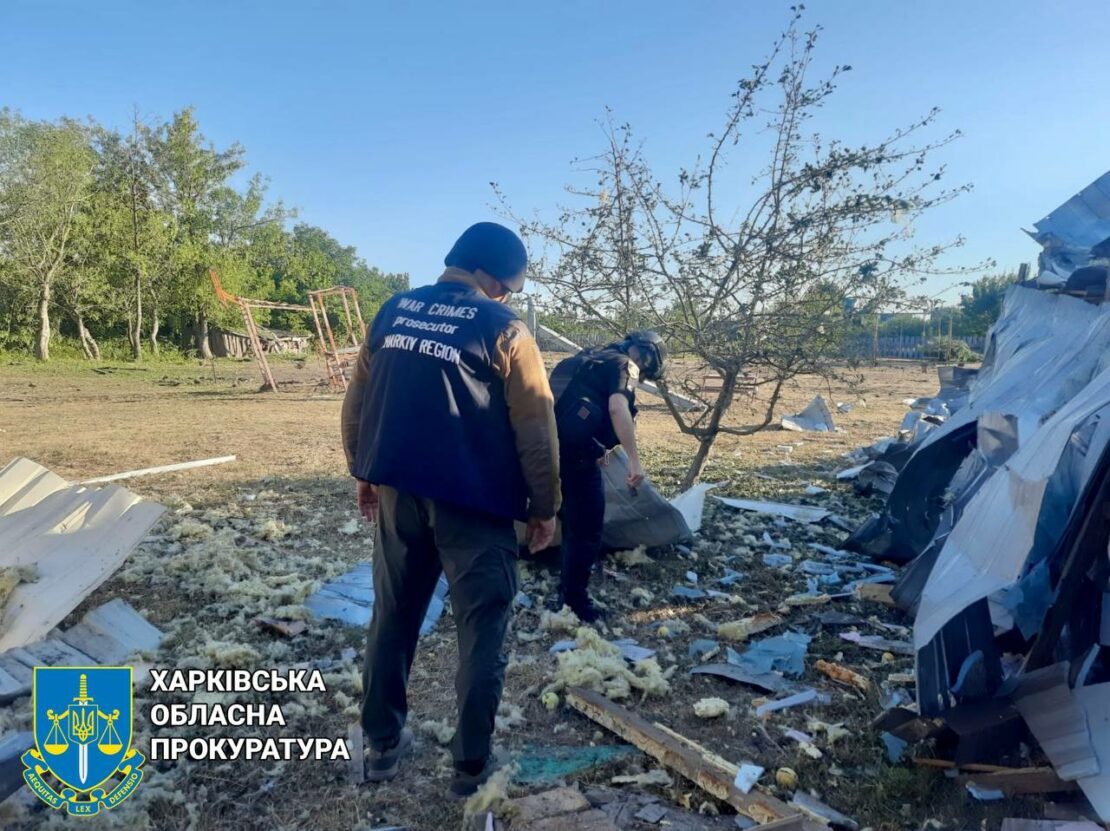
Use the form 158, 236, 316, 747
341, 222, 559, 797
549, 331, 667, 622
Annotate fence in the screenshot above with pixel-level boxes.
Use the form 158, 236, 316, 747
844, 334, 986, 360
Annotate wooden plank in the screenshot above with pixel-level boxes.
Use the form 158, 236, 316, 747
565, 687, 816, 829
511, 787, 591, 825
854, 583, 897, 607
81, 455, 236, 484
959, 768, 1080, 796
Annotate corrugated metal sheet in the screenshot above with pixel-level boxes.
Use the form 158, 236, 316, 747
0, 458, 164, 651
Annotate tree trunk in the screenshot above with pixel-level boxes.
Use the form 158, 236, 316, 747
683, 434, 717, 490
131, 271, 143, 361
76, 313, 100, 361
194, 309, 214, 359
149, 302, 160, 356
679, 370, 738, 489
34, 281, 51, 361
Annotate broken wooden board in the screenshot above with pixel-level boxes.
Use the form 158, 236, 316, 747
959, 767, 1080, 796
0, 458, 165, 651
565, 687, 819, 829
853, 583, 897, 607
511, 787, 591, 826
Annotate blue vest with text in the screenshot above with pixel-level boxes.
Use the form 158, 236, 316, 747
352, 281, 528, 520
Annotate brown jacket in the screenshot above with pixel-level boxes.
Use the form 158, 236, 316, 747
341, 268, 561, 519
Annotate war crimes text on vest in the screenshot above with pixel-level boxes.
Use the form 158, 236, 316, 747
397, 296, 478, 319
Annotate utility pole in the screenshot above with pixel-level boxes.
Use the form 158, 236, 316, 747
872, 313, 880, 364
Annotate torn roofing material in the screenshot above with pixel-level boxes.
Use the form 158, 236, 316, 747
781, 396, 836, 433
714, 497, 829, 525
914, 355, 1110, 649
306, 561, 449, 635
601, 447, 692, 549
1031, 171, 1110, 286
0, 457, 165, 651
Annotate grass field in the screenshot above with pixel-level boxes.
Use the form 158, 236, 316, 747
2, 355, 1022, 831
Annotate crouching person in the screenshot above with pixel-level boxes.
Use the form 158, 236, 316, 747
548, 331, 667, 622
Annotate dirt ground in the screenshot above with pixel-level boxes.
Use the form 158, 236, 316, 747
0, 355, 1037, 831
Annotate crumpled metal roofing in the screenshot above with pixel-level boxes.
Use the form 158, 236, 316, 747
1030, 170, 1110, 286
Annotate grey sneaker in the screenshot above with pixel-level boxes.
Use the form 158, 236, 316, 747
449, 752, 506, 800
365, 728, 413, 783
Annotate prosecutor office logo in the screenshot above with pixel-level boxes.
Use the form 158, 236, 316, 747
23, 667, 146, 816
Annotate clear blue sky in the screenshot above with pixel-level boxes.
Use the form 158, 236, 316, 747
3, 0, 1108, 299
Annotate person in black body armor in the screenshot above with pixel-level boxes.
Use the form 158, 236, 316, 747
548, 330, 667, 622
341, 222, 559, 797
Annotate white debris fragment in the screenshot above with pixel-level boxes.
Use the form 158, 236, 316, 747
693, 697, 730, 718
733, 763, 765, 794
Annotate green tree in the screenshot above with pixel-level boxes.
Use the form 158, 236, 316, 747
146, 107, 247, 357
959, 272, 1014, 335
0, 111, 95, 360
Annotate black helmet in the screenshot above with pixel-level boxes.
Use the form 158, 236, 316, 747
623, 330, 667, 380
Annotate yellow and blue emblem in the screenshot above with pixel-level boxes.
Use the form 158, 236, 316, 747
22, 667, 145, 816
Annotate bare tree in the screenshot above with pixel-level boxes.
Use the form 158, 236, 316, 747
500, 11, 977, 488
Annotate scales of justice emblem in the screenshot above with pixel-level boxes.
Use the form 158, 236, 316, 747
22, 667, 146, 816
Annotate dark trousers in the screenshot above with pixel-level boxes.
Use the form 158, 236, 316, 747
361, 486, 518, 766
558, 454, 606, 606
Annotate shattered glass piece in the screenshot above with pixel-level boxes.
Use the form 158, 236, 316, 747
671, 585, 708, 600
685, 570, 699, 584
754, 688, 829, 717
688, 639, 719, 660
840, 631, 914, 656
514, 591, 534, 609
800, 560, 838, 576
763, 553, 793, 568
965, 782, 1005, 801
791, 791, 859, 830
690, 662, 787, 693
732, 631, 811, 676
762, 531, 791, 549
717, 569, 747, 586
733, 763, 764, 794
880, 731, 908, 763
